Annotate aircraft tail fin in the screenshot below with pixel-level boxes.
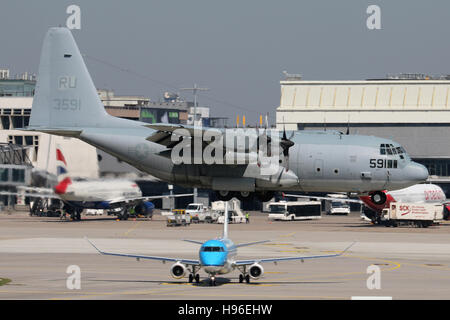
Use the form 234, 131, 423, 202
29, 27, 127, 130
54, 146, 72, 194
223, 201, 229, 239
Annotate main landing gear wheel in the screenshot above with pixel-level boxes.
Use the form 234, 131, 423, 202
216, 190, 235, 201
237, 191, 253, 201
189, 274, 194, 283
370, 191, 387, 205
239, 274, 244, 283
245, 274, 250, 283
195, 274, 200, 283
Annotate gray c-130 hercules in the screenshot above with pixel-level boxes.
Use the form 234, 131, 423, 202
25, 28, 429, 204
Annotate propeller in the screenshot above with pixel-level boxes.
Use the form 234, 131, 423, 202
346, 115, 350, 135
280, 117, 295, 171
256, 114, 272, 160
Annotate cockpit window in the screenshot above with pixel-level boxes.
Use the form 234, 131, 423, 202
202, 246, 224, 252
380, 144, 386, 155
380, 144, 405, 157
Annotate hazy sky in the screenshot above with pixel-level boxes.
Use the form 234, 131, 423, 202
1, 0, 450, 121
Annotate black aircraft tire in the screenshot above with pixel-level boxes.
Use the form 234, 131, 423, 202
370, 191, 387, 205
216, 191, 235, 201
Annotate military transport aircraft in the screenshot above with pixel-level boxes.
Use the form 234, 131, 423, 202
87, 202, 355, 286
25, 28, 429, 205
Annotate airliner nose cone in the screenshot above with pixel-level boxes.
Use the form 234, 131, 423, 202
407, 162, 429, 182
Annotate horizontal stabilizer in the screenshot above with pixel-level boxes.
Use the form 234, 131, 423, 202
182, 239, 204, 245
235, 240, 270, 248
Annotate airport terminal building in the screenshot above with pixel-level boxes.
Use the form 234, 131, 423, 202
276, 73, 450, 195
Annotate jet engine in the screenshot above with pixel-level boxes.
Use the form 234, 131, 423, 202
370, 191, 387, 205
170, 262, 187, 279
248, 263, 264, 280
134, 201, 154, 217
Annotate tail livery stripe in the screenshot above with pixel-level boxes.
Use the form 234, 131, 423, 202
57, 166, 68, 175
56, 148, 67, 165
54, 177, 72, 194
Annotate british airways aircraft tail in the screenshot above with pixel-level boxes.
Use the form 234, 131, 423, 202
54, 146, 72, 194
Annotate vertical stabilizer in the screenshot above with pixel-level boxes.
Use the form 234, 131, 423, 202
223, 201, 229, 239
29, 27, 120, 129
54, 146, 72, 194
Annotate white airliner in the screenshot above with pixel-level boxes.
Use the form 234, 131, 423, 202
87, 203, 354, 286
0, 147, 193, 221
52, 147, 193, 220
358, 183, 449, 221
285, 183, 449, 222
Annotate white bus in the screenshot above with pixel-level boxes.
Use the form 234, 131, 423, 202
268, 201, 322, 221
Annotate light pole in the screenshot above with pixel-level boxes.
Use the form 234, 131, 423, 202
180, 84, 209, 126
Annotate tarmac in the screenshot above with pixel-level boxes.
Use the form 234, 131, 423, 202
1, 210, 450, 300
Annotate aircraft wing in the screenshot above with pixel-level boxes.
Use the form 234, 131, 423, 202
85, 237, 200, 266
233, 242, 355, 266
145, 123, 222, 148
0, 191, 60, 200
282, 193, 363, 204
108, 193, 194, 205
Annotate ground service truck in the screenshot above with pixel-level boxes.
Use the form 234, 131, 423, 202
382, 202, 444, 228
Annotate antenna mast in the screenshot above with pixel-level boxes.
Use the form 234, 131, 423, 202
180, 83, 209, 126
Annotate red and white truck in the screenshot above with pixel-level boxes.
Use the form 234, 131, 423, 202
382, 202, 444, 228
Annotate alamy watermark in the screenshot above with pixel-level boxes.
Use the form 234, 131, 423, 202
66, 265, 81, 290
366, 5, 381, 30
366, 265, 381, 290
66, 4, 81, 30
169, 128, 284, 176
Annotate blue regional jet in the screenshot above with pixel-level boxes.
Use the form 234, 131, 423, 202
87, 204, 354, 286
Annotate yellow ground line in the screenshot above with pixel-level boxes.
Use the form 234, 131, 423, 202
279, 232, 296, 238
268, 255, 401, 282
400, 261, 450, 272
122, 220, 143, 237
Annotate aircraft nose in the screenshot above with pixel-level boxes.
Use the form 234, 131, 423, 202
200, 252, 226, 266
405, 162, 429, 182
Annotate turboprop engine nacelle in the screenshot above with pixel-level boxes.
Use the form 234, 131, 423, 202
170, 262, 187, 279
249, 263, 264, 280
